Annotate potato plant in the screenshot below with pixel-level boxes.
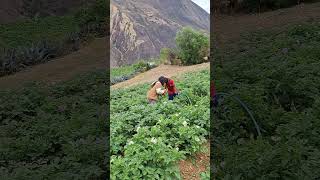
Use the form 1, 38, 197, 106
111, 70, 210, 179
0, 70, 108, 179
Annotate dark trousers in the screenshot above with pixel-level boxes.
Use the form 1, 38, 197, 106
168, 93, 178, 100
211, 95, 219, 108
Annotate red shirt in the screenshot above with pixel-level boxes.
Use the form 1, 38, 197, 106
167, 79, 177, 95
211, 81, 215, 98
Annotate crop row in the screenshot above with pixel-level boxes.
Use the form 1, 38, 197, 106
0, 70, 108, 179
111, 70, 210, 179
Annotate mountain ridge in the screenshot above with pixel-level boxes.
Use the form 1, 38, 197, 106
110, 0, 210, 67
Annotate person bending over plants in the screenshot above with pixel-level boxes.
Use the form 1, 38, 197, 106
147, 77, 167, 104
163, 76, 179, 100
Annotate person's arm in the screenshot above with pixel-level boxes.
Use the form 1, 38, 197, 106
156, 87, 166, 95
155, 82, 166, 95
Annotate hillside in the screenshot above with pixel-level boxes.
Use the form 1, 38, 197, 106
111, 62, 209, 89
0, 38, 107, 90
110, 0, 210, 67
214, 2, 320, 46
0, 0, 95, 24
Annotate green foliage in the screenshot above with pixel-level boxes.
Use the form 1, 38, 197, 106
0, 16, 79, 49
74, 0, 108, 36
160, 48, 181, 65
111, 61, 158, 85
159, 48, 174, 64
111, 70, 210, 179
111, 65, 136, 78
212, 22, 320, 178
200, 169, 210, 180
160, 48, 170, 63
0, 70, 108, 179
133, 60, 155, 72
0, 0, 107, 77
175, 27, 209, 65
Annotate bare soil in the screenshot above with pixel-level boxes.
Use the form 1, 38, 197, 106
179, 143, 210, 180
214, 2, 320, 46
111, 63, 210, 90
0, 37, 107, 90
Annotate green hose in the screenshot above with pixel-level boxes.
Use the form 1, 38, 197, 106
215, 93, 262, 137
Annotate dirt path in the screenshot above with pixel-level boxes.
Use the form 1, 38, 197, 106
179, 143, 210, 180
214, 2, 320, 46
0, 37, 107, 90
111, 62, 209, 89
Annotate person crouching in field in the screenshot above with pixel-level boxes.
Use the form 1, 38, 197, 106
163, 76, 179, 100
147, 77, 167, 104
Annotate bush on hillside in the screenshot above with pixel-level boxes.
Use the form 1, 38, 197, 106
160, 48, 170, 64
74, 0, 108, 36
175, 27, 209, 65
133, 60, 157, 73
160, 48, 182, 65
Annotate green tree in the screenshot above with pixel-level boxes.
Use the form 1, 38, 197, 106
160, 48, 178, 64
175, 27, 209, 65
160, 48, 170, 63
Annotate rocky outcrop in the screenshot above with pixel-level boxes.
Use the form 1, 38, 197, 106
110, 0, 210, 67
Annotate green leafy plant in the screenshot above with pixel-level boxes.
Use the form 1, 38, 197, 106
0, 70, 108, 179
175, 27, 209, 65
111, 60, 158, 85
111, 70, 210, 179
212, 21, 320, 179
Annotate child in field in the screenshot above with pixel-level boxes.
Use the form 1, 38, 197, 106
147, 77, 167, 104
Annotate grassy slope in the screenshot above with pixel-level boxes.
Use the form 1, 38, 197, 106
213, 21, 320, 179
0, 0, 107, 50
0, 15, 79, 49
111, 65, 136, 78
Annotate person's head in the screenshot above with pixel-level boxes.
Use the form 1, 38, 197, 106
158, 76, 169, 86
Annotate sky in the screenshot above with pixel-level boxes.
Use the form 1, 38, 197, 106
191, 0, 210, 13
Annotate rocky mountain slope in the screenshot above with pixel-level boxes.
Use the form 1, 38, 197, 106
110, 0, 210, 67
